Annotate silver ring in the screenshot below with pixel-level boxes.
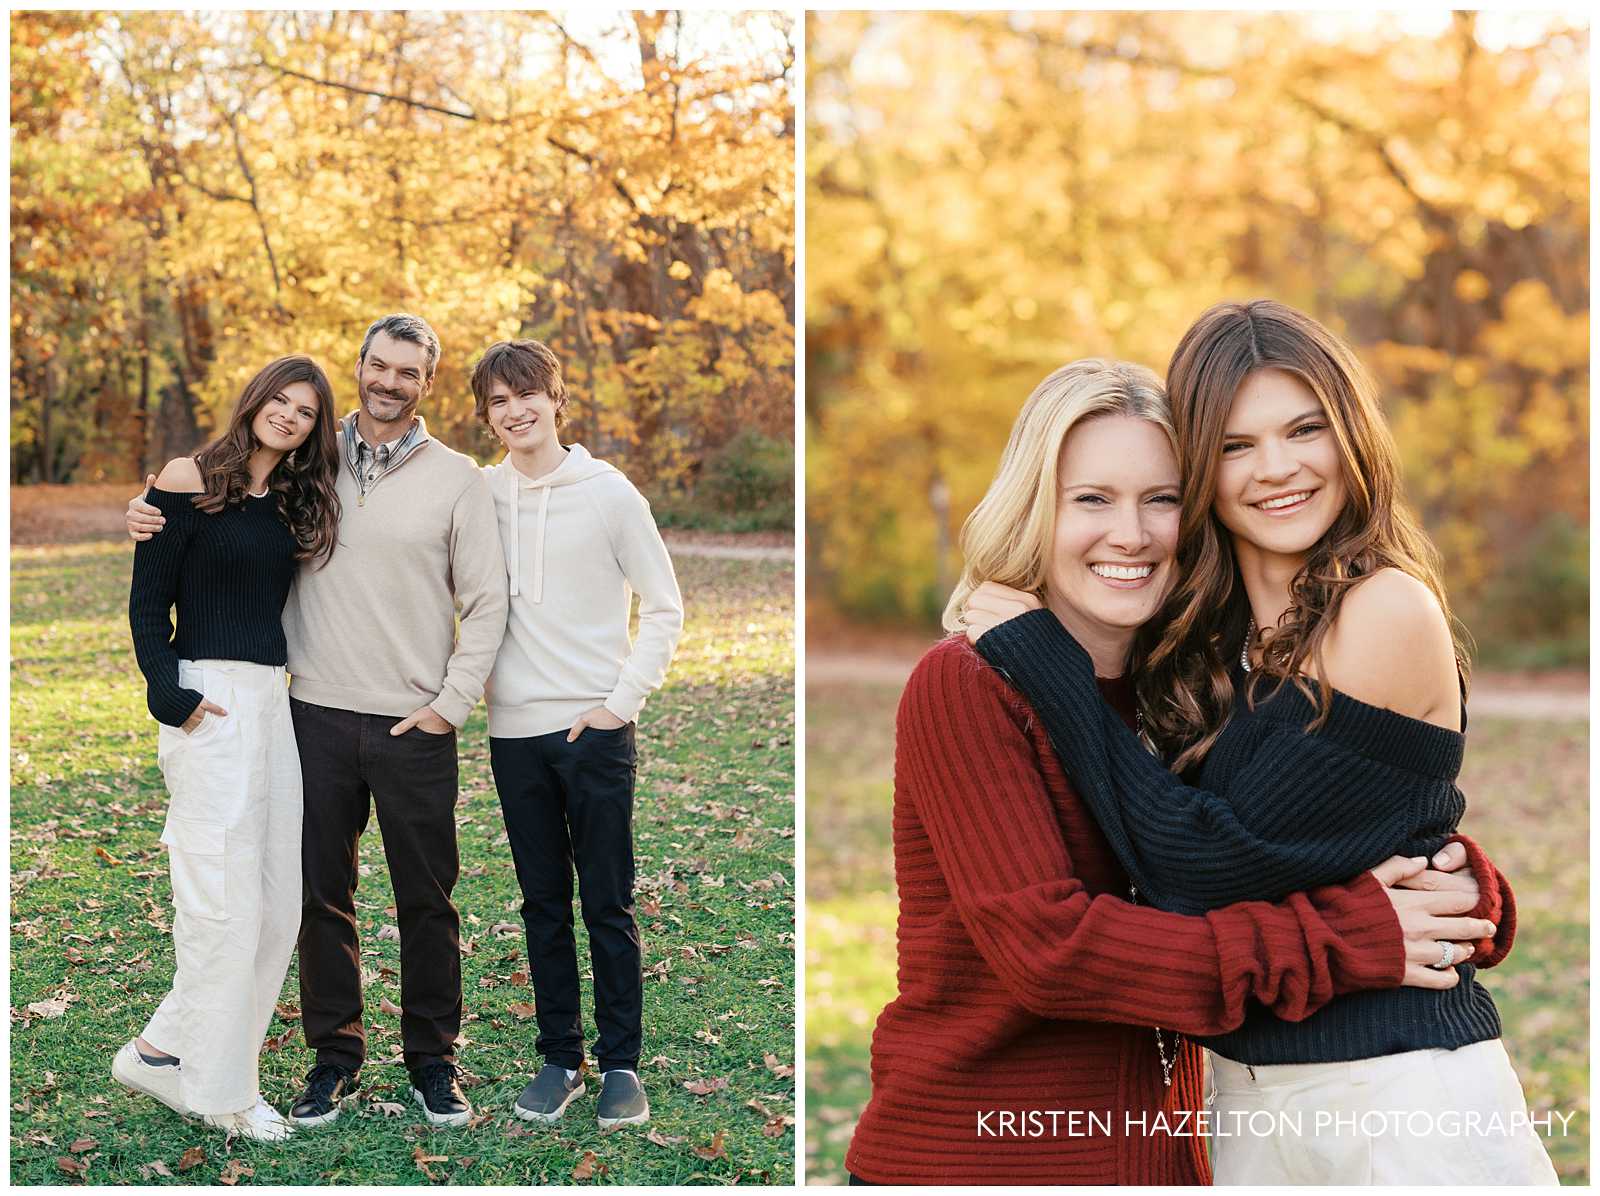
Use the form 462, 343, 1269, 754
1430, 941, 1456, 970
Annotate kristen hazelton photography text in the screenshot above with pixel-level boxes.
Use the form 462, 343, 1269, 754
11, 10, 795, 1187
806, 9, 1586, 1189
971, 1107, 1580, 1142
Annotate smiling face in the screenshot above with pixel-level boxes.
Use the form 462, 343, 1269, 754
250, 380, 320, 454
355, 330, 430, 426
1044, 415, 1182, 642
1212, 367, 1348, 567
485, 379, 561, 455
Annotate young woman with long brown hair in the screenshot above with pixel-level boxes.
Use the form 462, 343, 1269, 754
843, 359, 1503, 1185
966, 301, 1555, 1182
120, 354, 341, 1141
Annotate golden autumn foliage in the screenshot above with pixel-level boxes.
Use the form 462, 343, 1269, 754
807, 12, 1587, 659
12, 11, 794, 504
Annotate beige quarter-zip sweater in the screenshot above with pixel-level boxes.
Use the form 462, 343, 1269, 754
283, 416, 508, 728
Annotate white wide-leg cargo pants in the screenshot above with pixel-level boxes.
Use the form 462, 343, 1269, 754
1210, 1038, 1560, 1184
141, 659, 302, 1116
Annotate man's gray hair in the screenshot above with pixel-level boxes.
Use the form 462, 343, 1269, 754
359, 313, 441, 382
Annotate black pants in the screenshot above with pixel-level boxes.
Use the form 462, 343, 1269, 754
490, 724, 641, 1072
292, 698, 461, 1072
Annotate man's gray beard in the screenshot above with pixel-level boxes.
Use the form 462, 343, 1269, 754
362, 388, 413, 422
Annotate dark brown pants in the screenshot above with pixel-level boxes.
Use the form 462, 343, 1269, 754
292, 698, 461, 1072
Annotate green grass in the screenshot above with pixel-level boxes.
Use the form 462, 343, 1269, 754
804, 675, 1589, 1186
11, 541, 795, 1185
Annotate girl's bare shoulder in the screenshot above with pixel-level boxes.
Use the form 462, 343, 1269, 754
1321, 568, 1458, 728
154, 457, 203, 493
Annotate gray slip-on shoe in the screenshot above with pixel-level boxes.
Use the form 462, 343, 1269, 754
513, 1063, 586, 1123
596, 1069, 650, 1130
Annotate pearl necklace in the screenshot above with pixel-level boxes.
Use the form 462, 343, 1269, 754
1241, 617, 1256, 673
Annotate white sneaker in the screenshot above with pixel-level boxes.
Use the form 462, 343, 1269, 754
112, 1040, 190, 1118
202, 1097, 295, 1143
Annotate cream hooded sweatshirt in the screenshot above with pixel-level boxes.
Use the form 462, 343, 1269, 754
482, 444, 684, 737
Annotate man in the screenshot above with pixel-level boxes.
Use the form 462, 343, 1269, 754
126, 314, 507, 1129
470, 339, 683, 1129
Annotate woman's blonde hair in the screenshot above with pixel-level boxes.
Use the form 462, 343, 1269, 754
942, 359, 1174, 632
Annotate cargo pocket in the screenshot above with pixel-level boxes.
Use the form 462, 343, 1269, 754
174, 662, 233, 746
161, 816, 229, 921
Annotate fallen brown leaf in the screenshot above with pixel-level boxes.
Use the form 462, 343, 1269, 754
218, 1158, 254, 1185
93, 845, 123, 866
178, 1145, 205, 1172
761, 1114, 795, 1137
56, 1156, 87, 1179
508, 1002, 537, 1020
26, 991, 74, 1019
379, 997, 403, 1016
682, 1075, 730, 1096
692, 1129, 728, 1162
572, 1150, 607, 1181
377, 924, 401, 941
413, 1144, 447, 1181
508, 970, 530, 986
67, 1137, 97, 1153
646, 1128, 686, 1147
139, 1160, 173, 1179
763, 1053, 795, 1079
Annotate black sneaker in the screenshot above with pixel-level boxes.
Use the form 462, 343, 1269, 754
410, 1061, 472, 1128
289, 1062, 359, 1127
513, 1063, 586, 1123
596, 1069, 649, 1130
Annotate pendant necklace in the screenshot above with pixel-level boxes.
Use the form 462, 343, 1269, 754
1130, 709, 1180, 1087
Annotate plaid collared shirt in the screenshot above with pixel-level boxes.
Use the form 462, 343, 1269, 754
341, 411, 429, 504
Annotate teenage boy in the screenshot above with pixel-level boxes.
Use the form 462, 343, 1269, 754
470, 339, 683, 1130
124, 314, 508, 1130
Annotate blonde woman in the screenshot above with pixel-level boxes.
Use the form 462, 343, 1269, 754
967, 303, 1549, 1183
843, 359, 1498, 1185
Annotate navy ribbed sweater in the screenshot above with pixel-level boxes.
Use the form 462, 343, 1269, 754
976, 608, 1506, 1064
128, 485, 298, 726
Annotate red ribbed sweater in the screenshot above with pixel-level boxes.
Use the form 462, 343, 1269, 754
845, 638, 1408, 1185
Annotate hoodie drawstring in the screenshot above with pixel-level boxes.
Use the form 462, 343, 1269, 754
533, 485, 550, 604
506, 466, 521, 598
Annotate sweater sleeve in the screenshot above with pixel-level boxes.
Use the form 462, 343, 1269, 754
974, 609, 1447, 916
600, 482, 684, 724
128, 488, 204, 727
433, 469, 509, 728
901, 641, 1405, 1035
1447, 832, 1517, 967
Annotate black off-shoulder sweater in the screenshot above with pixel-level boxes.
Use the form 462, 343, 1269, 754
128, 485, 298, 726
976, 608, 1503, 1065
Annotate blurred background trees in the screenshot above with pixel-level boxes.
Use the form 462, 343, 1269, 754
807, 11, 1587, 663
12, 10, 794, 526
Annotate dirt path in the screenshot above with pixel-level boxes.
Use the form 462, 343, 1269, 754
664, 538, 792, 561
807, 651, 1589, 722
10, 484, 794, 560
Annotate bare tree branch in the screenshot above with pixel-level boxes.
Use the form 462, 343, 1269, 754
258, 57, 478, 121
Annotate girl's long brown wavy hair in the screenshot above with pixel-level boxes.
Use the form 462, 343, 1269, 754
1132, 300, 1471, 771
191, 355, 341, 564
